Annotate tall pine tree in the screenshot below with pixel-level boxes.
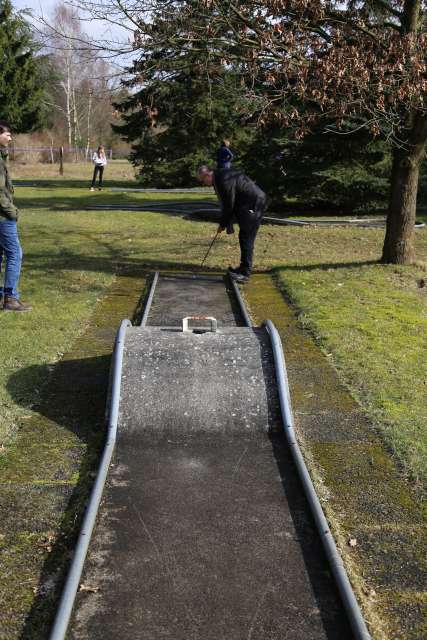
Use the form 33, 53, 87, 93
0, 0, 47, 132
115, 70, 254, 188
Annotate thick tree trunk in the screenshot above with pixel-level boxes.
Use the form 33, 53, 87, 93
381, 114, 427, 264
381, 148, 419, 264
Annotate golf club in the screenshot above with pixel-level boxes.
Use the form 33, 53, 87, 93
200, 230, 220, 268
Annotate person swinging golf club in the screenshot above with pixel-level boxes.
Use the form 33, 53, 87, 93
197, 165, 268, 283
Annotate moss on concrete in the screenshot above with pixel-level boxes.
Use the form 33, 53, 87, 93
0, 273, 147, 639
374, 590, 427, 640
244, 272, 427, 640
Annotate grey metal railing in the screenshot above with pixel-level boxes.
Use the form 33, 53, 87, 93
264, 319, 371, 640
48, 318, 131, 640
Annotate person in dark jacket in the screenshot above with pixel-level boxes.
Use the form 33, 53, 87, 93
197, 165, 268, 283
216, 139, 234, 169
0, 121, 31, 311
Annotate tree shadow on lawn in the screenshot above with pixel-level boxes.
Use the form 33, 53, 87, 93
14, 178, 138, 190
5, 274, 152, 638
21, 226, 236, 276
14, 177, 215, 207
17, 195, 218, 218
274, 260, 379, 272
7, 353, 115, 638
21, 195, 208, 206
22, 245, 379, 278
23, 254, 220, 278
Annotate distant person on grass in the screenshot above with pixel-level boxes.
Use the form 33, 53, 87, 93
216, 139, 234, 169
90, 145, 107, 191
0, 120, 31, 312
197, 165, 268, 283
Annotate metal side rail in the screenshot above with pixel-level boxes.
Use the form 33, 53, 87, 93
264, 319, 371, 640
48, 318, 132, 640
140, 271, 159, 328
228, 273, 252, 328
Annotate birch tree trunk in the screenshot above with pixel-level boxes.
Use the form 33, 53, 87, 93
72, 84, 79, 160
85, 89, 93, 159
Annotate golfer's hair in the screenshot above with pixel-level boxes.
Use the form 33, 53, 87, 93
197, 165, 213, 176
0, 120, 11, 134
222, 139, 230, 147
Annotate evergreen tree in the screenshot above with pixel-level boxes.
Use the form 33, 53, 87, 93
116, 66, 391, 211
112, 0, 425, 262
115, 71, 254, 187
113, 0, 391, 208
0, 0, 47, 132
277, 125, 390, 214
239, 122, 390, 213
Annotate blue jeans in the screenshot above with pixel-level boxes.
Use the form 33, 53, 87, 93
0, 219, 22, 299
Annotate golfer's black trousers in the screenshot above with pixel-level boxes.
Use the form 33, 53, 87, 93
238, 220, 261, 275
91, 165, 104, 188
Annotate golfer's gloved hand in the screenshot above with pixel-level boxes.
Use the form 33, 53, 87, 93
217, 225, 225, 233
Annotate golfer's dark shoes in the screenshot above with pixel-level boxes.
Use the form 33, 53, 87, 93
3, 296, 32, 312
228, 266, 243, 275
229, 272, 249, 283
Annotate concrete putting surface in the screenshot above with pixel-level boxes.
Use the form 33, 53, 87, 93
68, 275, 354, 639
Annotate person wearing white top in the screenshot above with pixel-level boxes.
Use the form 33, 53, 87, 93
90, 145, 107, 191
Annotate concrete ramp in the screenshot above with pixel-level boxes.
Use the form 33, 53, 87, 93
69, 320, 353, 639
120, 327, 280, 440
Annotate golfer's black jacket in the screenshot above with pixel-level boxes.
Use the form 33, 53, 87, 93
213, 169, 267, 230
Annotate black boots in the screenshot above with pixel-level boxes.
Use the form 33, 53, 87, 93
227, 267, 249, 283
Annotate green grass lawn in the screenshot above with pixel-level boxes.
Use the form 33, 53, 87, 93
2, 161, 426, 491
276, 263, 427, 485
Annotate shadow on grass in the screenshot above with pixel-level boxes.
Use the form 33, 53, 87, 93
7, 354, 113, 639
4, 280, 149, 639
21, 242, 380, 278
14, 177, 215, 210
14, 178, 138, 190
273, 260, 380, 272
17, 194, 219, 226
17, 195, 203, 210
16, 194, 215, 207
21, 240, 232, 276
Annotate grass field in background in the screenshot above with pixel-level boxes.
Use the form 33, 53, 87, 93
1, 161, 426, 488
10, 158, 136, 182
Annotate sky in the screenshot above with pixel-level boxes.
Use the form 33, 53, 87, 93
12, 0, 130, 43
13, 0, 56, 13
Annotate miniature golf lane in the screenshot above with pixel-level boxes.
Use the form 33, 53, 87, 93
68, 322, 353, 639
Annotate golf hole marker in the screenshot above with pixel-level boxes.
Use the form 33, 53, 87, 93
182, 316, 218, 333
